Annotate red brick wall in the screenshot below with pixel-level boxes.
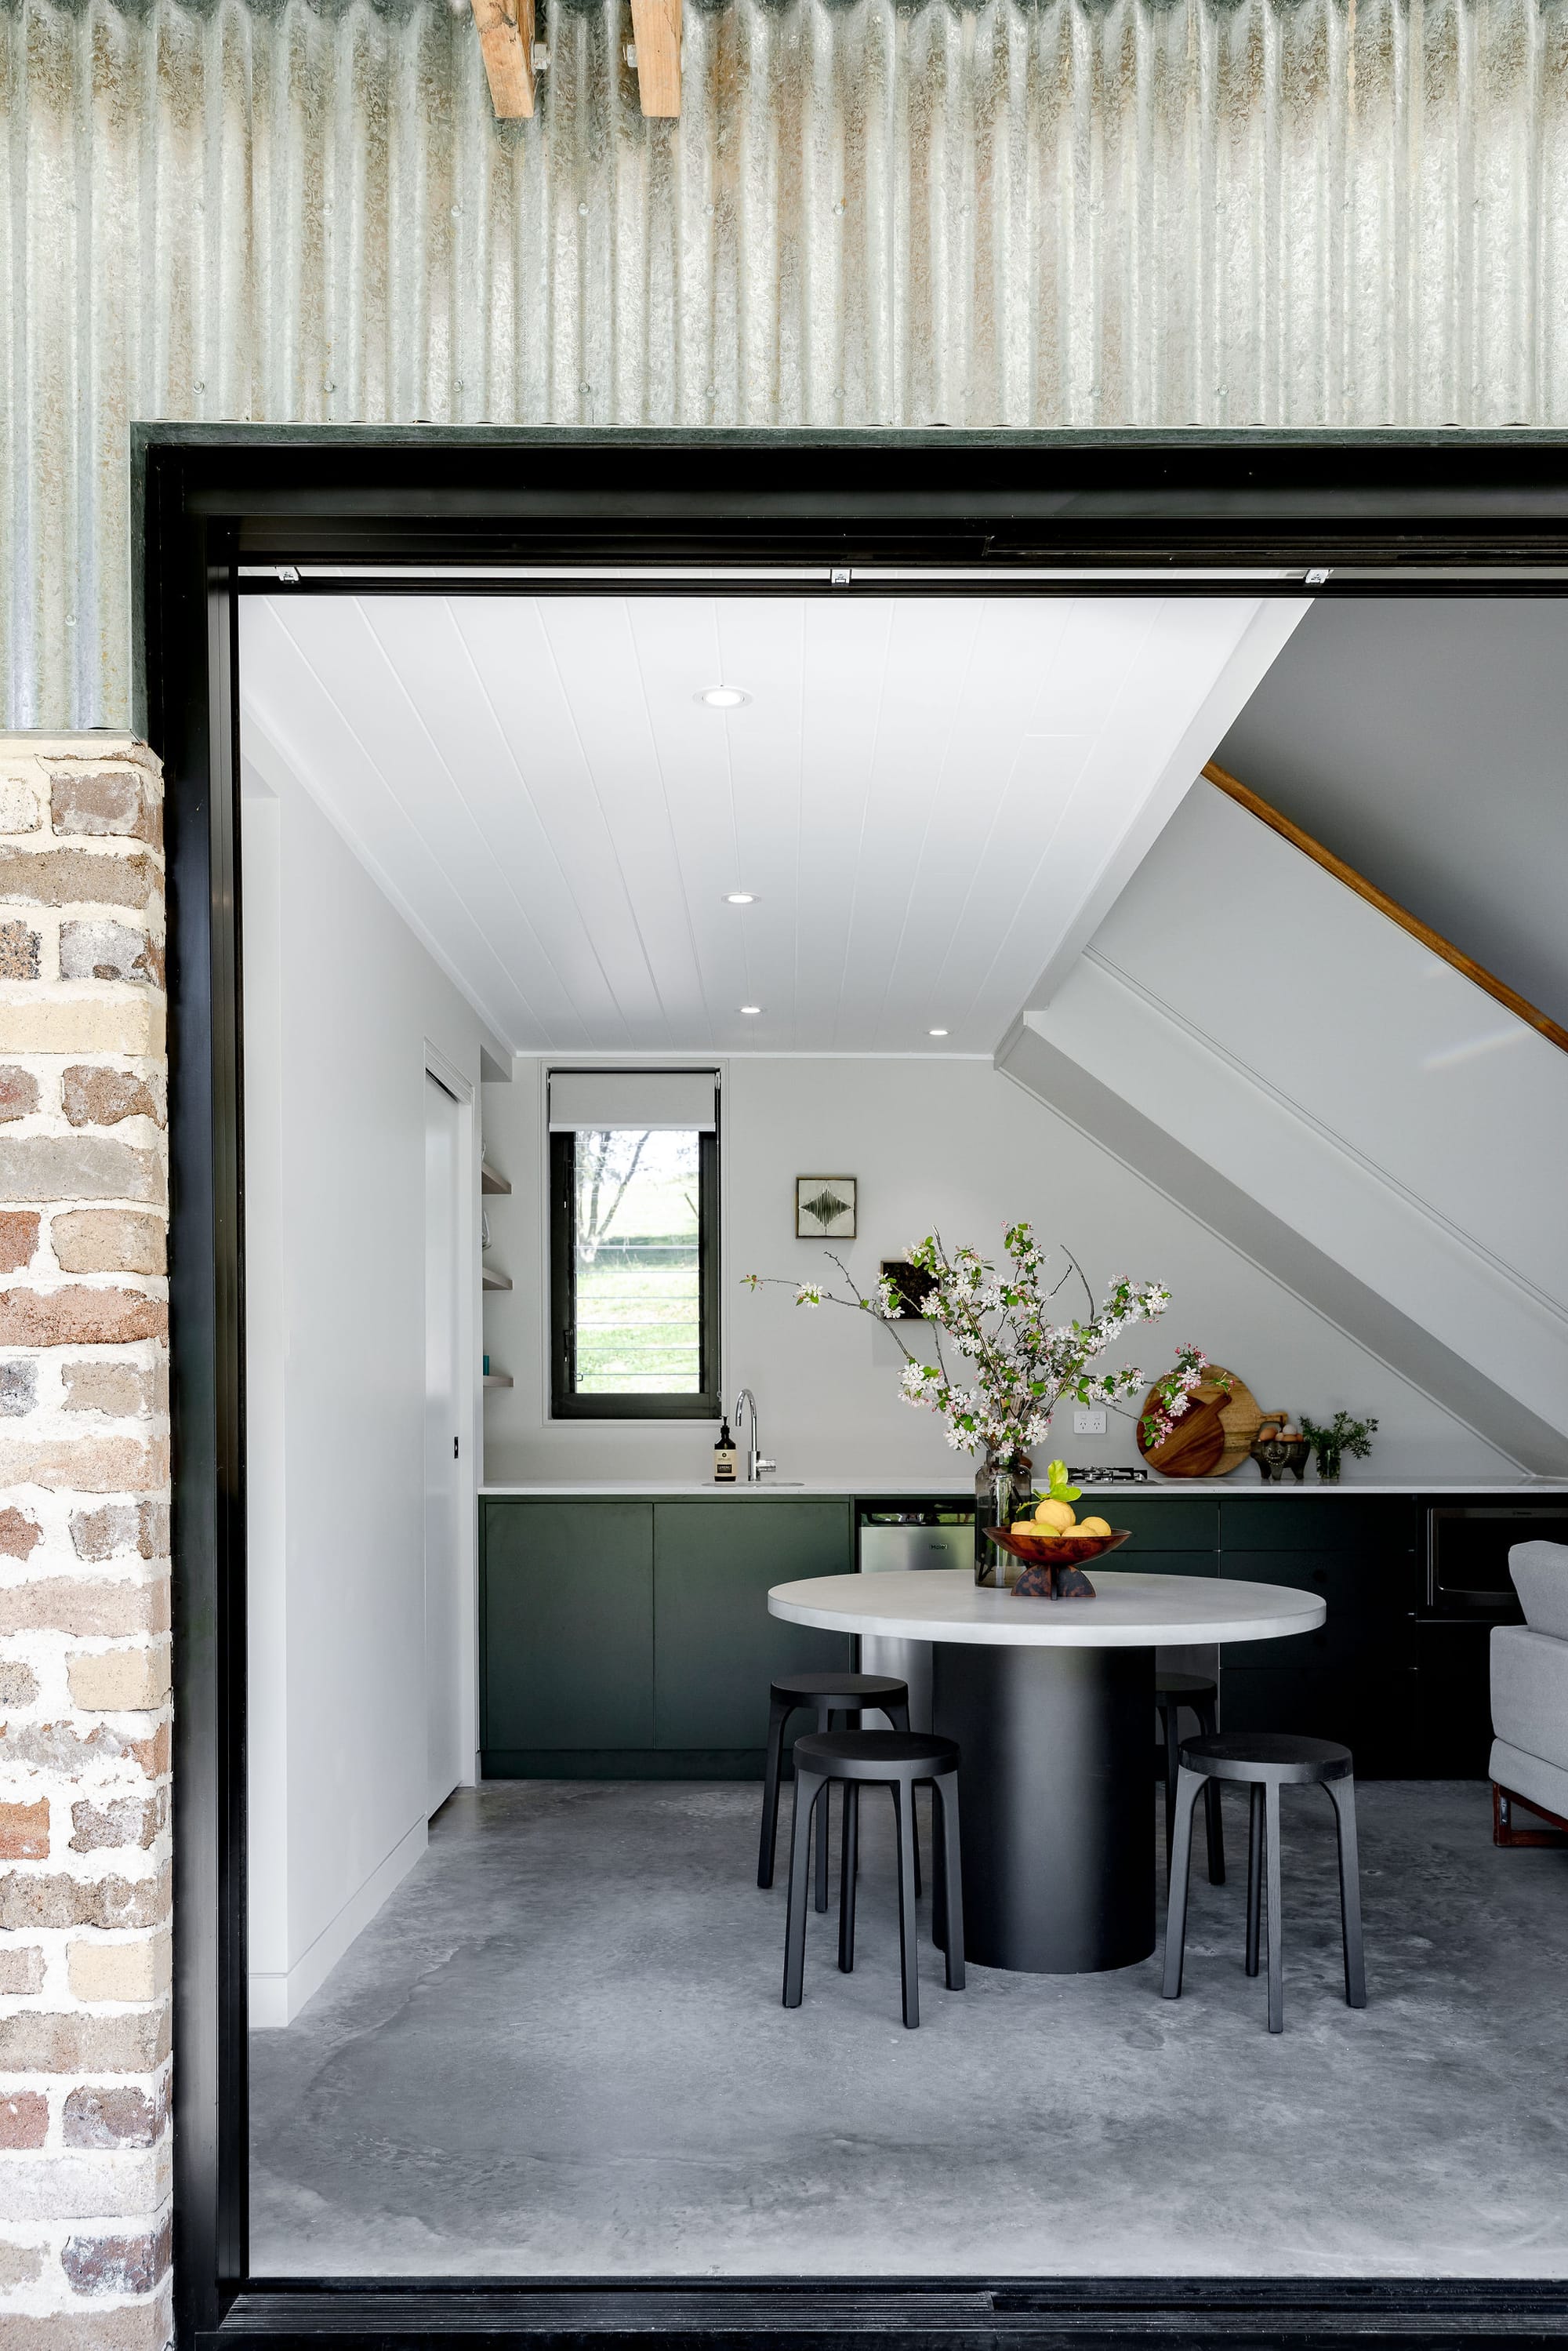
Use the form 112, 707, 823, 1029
0, 739, 172, 2348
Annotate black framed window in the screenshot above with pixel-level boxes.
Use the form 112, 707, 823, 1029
548, 1072, 720, 1419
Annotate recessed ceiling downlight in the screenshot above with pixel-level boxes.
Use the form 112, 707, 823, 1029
929, 1028, 949, 1037
698, 685, 750, 708
724, 892, 759, 905
740, 1005, 764, 1016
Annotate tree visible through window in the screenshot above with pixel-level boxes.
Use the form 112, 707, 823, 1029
550, 1118, 719, 1417
572, 1128, 700, 1393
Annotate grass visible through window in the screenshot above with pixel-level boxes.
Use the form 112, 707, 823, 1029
573, 1128, 701, 1394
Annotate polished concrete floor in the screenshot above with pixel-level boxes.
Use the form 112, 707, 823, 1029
250, 1778, 1568, 2278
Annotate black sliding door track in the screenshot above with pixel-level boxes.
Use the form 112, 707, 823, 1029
146, 425, 1568, 2351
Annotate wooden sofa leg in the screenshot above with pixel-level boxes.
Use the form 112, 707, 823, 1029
1494, 1782, 1568, 1848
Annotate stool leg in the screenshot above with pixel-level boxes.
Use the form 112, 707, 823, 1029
1246, 1783, 1264, 1977
1264, 1779, 1284, 2033
935, 1770, 964, 1991
1196, 1698, 1225, 1885
813, 1702, 832, 1913
890, 1699, 922, 1896
1327, 1775, 1367, 2009
1160, 1701, 1180, 1878
893, 1779, 920, 2029
1161, 1764, 1204, 1998
838, 1782, 859, 1974
757, 1696, 791, 1889
782, 1769, 825, 2008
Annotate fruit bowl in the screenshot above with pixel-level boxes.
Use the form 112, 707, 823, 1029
985, 1524, 1131, 1600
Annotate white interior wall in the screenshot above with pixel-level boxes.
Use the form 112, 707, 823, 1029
243, 739, 495, 2028
480, 1056, 1518, 1488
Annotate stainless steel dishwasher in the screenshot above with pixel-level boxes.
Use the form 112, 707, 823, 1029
855, 1503, 974, 1731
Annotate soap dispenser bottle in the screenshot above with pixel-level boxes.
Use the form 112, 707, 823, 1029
713, 1419, 739, 1482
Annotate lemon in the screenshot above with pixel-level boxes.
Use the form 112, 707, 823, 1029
1076, 1514, 1112, 1538
1029, 1524, 1061, 1540
1009, 1518, 1038, 1533
1034, 1498, 1076, 1532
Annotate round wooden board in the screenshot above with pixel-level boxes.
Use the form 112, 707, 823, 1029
1138, 1364, 1261, 1478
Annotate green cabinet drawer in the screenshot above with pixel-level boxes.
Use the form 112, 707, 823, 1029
482, 1500, 654, 1750
1119, 1550, 1218, 1580
1221, 1549, 1403, 1669
652, 1499, 854, 1751
1220, 1663, 1410, 1777
1098, 1496, 1219, 1550
1218, 1665, 1361, 1748
1221, 1495, 1418, 1554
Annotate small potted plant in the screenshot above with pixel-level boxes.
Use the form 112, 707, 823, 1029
1300, 1411, 1378, 1484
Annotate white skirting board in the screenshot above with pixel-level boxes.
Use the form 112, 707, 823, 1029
249, 1816, 427, 2029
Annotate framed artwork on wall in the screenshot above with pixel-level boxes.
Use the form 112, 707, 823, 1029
797, 1176, 856, 1238
879, 1258, 935, 1319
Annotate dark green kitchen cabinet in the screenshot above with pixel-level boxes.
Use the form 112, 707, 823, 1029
1218, 1508, 1416, 1775
482, 1500, 655, 1764
652, 1499, 854, 1753
1112, 1496, 1219, 1552
481, 1494, 855, 1777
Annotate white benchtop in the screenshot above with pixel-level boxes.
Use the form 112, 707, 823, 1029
479, 1479, 1568, 1497
769, 1566, 1327, 1647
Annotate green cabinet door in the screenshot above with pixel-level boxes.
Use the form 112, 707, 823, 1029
482, 1500, 654, 1757
652, 1499, 854, 1756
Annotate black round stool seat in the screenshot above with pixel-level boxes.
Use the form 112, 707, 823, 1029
1156, 1670, 1218, 1701
769, 1671, 911, 1706
1163, 1729, 1366, 2033
793, 1728, 958, 1778
783, 1730, 964, 2029
1181, 1731, 1353, 1786
757, 1673, 916, 1909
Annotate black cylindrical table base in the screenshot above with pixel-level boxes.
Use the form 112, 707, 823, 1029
931, 1639, 1154, 1973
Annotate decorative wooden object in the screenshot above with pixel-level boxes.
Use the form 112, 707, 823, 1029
470, 0, 535, 115
629, 0, 681, 115
1138, 1366, 1258, 1479
1203, 761, 1568, 1058
1493, 1782, 1568, 1848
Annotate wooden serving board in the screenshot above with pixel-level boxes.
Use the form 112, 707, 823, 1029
1138, 1364, 1261, 1478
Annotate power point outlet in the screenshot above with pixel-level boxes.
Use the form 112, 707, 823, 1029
1073, 1408, 1107, 1435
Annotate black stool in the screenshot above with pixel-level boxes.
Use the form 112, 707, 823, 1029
1163, 1731, 1367, 2034
783, 1730, 964, 2029
1155, 1672, 1225, 1885
758, 1672, 916, 1913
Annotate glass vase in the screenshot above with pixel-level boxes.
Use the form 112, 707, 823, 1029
1316, 1451, 1342, 1484
975, 1448, 1034, 1586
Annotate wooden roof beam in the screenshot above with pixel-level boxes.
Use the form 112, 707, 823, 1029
628, 0, 681, 116
471, 0, 535, 119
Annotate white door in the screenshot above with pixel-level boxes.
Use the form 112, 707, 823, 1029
424, 1070, 463, 1816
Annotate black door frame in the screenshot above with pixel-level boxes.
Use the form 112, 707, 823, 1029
144, 424, 1568, 2351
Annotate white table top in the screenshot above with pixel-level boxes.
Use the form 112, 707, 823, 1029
768, 1567, 1326, 1648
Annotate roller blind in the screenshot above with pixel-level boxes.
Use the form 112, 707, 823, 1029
547, 1069, 718, 1132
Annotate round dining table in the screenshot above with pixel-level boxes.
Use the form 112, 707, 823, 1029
768, 1566, 1326, 1975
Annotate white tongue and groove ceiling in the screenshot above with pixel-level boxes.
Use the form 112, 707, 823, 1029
238, 594, 1301, 1056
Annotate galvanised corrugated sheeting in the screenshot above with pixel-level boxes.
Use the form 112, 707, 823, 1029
4, 0, 1567, 727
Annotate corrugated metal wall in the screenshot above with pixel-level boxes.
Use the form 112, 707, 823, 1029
4, 0, 1567, 727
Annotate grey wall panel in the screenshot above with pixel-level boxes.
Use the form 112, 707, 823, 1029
4, 0, 1567, 727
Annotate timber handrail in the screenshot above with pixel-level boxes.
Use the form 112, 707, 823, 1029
1201, 761, 1568, 1058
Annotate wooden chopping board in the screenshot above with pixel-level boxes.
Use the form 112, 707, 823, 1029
1138, 1365, 1261, 1478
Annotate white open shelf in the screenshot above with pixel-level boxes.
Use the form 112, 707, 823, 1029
481, 1160, 511, 1195
483, 1372, 514, 1389
481, 1266, 513, 1291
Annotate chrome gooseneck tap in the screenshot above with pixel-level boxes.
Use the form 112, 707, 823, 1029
734, 1387, 776, 1483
